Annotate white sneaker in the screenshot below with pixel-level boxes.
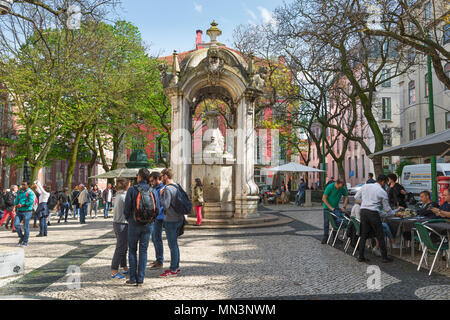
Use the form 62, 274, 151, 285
372, 247, 381, 257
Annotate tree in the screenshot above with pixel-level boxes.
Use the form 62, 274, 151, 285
354, 0, 450, 89
271, 0, 413, 175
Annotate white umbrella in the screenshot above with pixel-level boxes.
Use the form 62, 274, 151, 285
89, 167, 165, 180
263, 162, 325, 173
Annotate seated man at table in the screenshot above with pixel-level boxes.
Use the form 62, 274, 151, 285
416, 191, 439, 218
431, 188, 450, 218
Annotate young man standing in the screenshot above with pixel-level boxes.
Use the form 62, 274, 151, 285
160, 168, 184, 278
102, 183, 114, 219
123, 168, 159, 286
366, 173, 376, 184
78, 185, 90, 224
321, 179, 349, 244
149, 171, 165, 269
355, 174, 400, 263
0, 185, 17, 231
13, 181, 36, 247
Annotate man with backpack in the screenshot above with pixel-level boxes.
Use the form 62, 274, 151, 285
14, 181, 36, 247
123, 168, 160, 286
159, 168, 191, 278
149, 171, 166, 269
0, 185, 17, 232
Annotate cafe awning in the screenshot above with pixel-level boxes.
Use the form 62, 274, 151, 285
370, 129, 450, 158
89, 167, 165, 180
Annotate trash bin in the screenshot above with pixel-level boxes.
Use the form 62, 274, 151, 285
437, 176, 450, 205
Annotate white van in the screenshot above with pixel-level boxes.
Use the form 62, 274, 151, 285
401, 163, 450, 198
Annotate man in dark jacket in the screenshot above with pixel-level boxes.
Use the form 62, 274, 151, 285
123, 168, 160, 286
149, 171, 166, 269
416, 191, 438, 217
0, 185, 17, 231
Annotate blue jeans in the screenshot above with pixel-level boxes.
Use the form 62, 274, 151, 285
382, 222, 393, 239
151, 219, 164, 264
80, 203, 88, 224
128, 223, 152, 283
73, 204, 80, 218
39, 217, 48, 236
59, 202, 70, 221
323, 208, 346, 237
297, 191, 305, 205
104, 202, 111, 218
164, 220, 184, 272
14, 211, 32, 245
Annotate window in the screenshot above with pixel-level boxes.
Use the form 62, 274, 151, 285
408, 80, 416, 105
382, 97, 392, 120
348, 157, 352, 178
426, 118, 431, 135
383, 127, 392, 146
444, 24, 450, 44
409, 122, 416, 140
355, 156, 358, 178
381, 69, 391, 87
0, 101, 4, 133
424, 1, 431, 20
408, 49, 415, 62
424, 73, 429, 97
446, 112, 450, 129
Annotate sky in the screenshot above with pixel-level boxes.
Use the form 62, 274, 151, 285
114, 0, 283, 57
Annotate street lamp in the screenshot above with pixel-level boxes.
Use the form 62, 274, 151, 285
0, 0, 13, 15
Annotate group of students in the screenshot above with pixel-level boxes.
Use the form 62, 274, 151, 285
322, 172, 450, 263
110, 168, 190, 286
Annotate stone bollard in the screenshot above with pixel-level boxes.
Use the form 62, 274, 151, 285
304, 190, 312, 207
0, 246, 24, 279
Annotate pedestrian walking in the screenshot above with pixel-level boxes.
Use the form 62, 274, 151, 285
321, 179, 349, 244
123, 168, 160, 286
13, 181, 36, 247
160, 168, 190, 278
296, 179, 307, 206
111, 178, 130, 280
354, 174, 401, 263
31, 184, 39, 228
89, 185, 101, 218
71, 186, 80, 219
57, 188, 71, 223
34, 180, 50, 237
192, 178, 204, 226
0, 185, 17, 232
149, 171, 166, 269
78, 185, 90, 224
102, 183, 114, 219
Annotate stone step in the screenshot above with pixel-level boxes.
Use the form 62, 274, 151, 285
0, 246, 24, 279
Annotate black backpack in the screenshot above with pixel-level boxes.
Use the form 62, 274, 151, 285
135, 185, 158, 224
47, 194, 58, 210
171, 184, 193, 216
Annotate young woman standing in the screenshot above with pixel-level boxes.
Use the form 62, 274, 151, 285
192, 178, 204, 226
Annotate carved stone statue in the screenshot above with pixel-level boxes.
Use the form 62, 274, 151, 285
203, 111, 225, 156
205, 47, 225, 85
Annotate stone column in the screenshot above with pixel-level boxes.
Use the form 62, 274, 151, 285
168, 88, 192, 196
234, 93, 259, 218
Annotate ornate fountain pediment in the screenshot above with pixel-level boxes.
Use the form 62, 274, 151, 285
205, 47, 225, 86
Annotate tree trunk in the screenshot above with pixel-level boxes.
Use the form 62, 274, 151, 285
87, 152, 97, 189
372, 155, 384, 178
65, 129, 83, 192
337, 160, 346, 186
30, 165, 40, 183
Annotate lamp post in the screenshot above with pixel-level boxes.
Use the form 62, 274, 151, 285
426, 35, 437, 202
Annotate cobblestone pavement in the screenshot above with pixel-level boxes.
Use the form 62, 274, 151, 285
0, 205, 449, 300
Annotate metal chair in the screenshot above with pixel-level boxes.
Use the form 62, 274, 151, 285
326, 211, 348, 247
414, 222, 449, 276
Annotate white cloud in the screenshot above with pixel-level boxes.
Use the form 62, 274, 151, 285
257, 6, 277, 28
246, 9, 257, 20
193, 2, 202, 13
